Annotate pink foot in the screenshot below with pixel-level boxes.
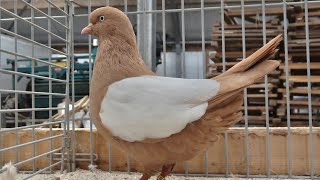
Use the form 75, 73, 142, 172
157, 164, 175, 180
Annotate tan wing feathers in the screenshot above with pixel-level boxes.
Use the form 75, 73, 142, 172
210, 60, 280, 105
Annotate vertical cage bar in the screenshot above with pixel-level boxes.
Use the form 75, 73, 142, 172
201, 0, 208, 175
184, 161, 189, 176
88, 0, 94, 168
14, 0, 20, 165
240, 0, 249, 177
61, 0, 67, 173
109, 143, 112, 172
204, 150, 208, 177
282, 0, 292, 177
261, 0, 271, 177
106, 0, 112, 174
221, 0, 229, 177
30, 0, 36, 172
201, 0, 205, 79
64, 0, 72, 172
181, 0, 185, 78
0, 0, 2, 166
161, 0, 167, 77
127, 154, 131, 174
221, 1, 226, 73
124, 0, 128, 14
48, 1, 53, 173
304, 1, 314, 178
137, 0, 145, 63
71, 0, 76, 172
224, 132, 229, 177
123, 0, 130, 174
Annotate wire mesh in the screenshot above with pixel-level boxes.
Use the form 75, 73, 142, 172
0, 0, 71, 179
0, 0, 319, 179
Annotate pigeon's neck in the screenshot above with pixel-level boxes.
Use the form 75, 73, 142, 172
99, 35, 141, 64
94, 36, 153, 84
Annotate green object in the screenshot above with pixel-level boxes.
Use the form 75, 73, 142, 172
5, 47, 98, 119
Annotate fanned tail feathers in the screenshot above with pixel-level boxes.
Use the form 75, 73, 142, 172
207, 35, 283, 126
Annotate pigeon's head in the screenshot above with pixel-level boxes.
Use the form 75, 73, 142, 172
81, 6, 133, 39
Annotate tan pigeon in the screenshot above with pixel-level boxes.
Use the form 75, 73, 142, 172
81, 6, 282, 180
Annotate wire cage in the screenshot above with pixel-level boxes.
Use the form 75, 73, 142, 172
0, 0, 319, 179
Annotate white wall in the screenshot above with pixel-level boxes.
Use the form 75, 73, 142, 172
156, 51, 213, 79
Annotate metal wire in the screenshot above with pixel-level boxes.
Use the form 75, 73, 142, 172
48, 1, 54, 173
241, 0, 250, 177
181, 0, 186, 78
88, 0, 94, 169
0, 7, 68, 43
161, 0, 167, 77
304, 1, 314, 178
0, 1, 318, 179
0, 0, 70, 178
261, 0, 271, 177
13, 0, 19, 165
282, 0, 292, 177
0, 27, 67, 55
21, 0, 69, 30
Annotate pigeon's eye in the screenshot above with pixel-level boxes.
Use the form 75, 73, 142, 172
99, 16, 105, 21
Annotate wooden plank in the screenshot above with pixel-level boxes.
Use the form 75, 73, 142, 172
227, 7, 294, 17
247, 94, 278, 98
214, 24, 280, 30
293, 11, 320, 18
279, 75, 320, 83
279, 62, 320, 70
288, 20, 320, 27
280, 52, 320, 57
277, 114, 319, 120
207, 62, 237, 67
248, 83, 276, 89
241, 106, 273, 111
277, 100, 320, 107
278, 88, 320, 95
2, 128, 319, 175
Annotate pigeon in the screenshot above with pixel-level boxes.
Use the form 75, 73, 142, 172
81, 6, 282, 180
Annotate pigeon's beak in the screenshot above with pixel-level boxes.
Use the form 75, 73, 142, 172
81, 23, 93, 34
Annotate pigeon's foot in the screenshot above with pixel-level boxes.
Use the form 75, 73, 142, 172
157, 163, 175, 180
140, 174, 150, 180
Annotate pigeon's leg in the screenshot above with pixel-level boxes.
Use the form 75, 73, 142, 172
140, 174, 150, 180
157, 163, 176, 180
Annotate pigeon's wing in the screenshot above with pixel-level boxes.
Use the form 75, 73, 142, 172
99, 75, 220, 142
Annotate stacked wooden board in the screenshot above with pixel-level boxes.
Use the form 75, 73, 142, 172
209, 6, 285, 126
209, 3, 320, 126
276, 4, 320, 126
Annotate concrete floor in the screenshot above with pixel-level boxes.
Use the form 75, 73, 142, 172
16, 169, 298, 180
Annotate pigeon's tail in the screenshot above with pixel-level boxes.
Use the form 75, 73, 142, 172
208, 35, 282, 109
216, 34, 282, 79
205, 35, 282, 131
0, 162, 17, 180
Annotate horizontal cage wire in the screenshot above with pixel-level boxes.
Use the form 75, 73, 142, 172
0, 0, 319, 179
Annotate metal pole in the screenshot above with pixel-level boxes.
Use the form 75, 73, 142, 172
48, 1, 54, 173
261, 0, 271, 177
304, 1, 314, 178
282, 0, 292, 177
30, 0, 36, 172
181, 0, 186, 78
241, 0, 249, 177
161, 0, 167, 77
137, 0, 156, 71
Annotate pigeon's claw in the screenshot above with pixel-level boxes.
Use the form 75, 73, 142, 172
157, 164, 175, 180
